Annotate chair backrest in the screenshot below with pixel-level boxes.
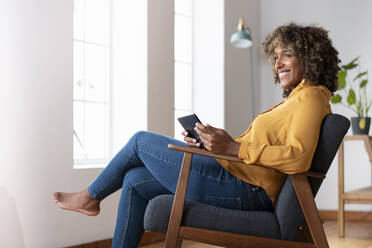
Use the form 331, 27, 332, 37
274, 114, 350, 240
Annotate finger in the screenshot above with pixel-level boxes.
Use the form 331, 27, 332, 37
194, 126, 202, 136
181, 131, 188, 137
195, 125, 210, 135
196, 122, 214, 134
187, 142, 200, 147
196, 127, 214, 144
204, 123, 217, 132
195, 123, 207, 132
198, 133, 211, 147
194, 126, 208, 139
200, 137, 211, 149
184, 136, 197, 143
203, 142, 211, 151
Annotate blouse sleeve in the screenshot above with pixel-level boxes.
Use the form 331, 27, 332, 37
237, 90, 330, 174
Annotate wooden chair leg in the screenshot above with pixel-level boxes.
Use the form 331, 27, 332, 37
290, 174, 329, 248
338, 198, 345, 237
165, 153, 193, 248
338, 141, 345, 237
176, 237, 182, 248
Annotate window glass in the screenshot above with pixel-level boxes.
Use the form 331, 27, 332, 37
73, 0, 110, 165
174, 0, 193, 140
174, 14, 192, 62
175, 62, 192, 110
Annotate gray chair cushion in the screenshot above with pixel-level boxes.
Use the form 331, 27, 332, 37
144, 114, 350, 241
144, 194, 281, 239
273, 177, 302, 241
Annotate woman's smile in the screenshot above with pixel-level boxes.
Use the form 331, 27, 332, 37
278, 69, 291, 79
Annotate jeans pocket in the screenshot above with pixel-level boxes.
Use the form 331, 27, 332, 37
205, 196, 242, 210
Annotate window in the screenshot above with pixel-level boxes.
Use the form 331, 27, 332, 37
174, 0, 193, 140
73, 0, 111, 167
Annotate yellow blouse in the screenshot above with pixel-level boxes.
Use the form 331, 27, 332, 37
216, 79, 332, 204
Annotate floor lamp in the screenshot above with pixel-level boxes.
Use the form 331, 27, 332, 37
230, 17, 255, 120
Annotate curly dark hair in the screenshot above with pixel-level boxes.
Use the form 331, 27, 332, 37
262, 23, 341, 98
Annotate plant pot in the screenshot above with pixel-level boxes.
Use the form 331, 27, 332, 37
351, 117, 371, 135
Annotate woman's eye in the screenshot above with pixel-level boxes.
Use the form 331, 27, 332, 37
284, 53, 292, 57
273, 56, 278, 60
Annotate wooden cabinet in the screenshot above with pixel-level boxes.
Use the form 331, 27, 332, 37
338, 135, 372, 237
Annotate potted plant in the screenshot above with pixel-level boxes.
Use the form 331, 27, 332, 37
331, 57, 371, 134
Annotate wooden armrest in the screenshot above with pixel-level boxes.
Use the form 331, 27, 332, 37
168, 144, 243, 162
301, 171, 325, 179
168, 144, 325, 179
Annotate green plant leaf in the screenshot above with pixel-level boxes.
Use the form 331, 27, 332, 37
349, 56, 359, 65
331, 94, 342, 103
342, 63, 358, 70
367, 102, 371, 115
77, 80, 83, 87
347, 89, 356, 105
360, 79, 368, 88
337, 71, 347, 90
356, 102, 362, 116
89, 83, 94, 89
342, 56, 359, 70
354, 71, 367, 81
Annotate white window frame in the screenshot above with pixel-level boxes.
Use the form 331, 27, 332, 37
73, 0, 113, 169
174, 0, 193, 140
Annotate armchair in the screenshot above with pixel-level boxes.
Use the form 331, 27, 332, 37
144, 114, 350, 248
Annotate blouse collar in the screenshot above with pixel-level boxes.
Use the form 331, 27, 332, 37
288, 79, 331, 100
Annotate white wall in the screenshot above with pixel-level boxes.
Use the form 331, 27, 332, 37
147, 0, 174, 136
260, 0, 372, 210
224, 0, 261, 137
193, 0, 224, 128
0, 0, 174, 247
111, 0, 148, 153
0, 1, 120, 247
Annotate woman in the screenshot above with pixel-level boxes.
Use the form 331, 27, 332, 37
53, 23, 340, 247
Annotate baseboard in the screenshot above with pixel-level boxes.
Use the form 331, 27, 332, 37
66, 231, 165, 248
319, 210, 372, 222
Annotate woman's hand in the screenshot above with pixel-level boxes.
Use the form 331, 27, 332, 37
194, 123, 241, 156
181, 130, 201, 148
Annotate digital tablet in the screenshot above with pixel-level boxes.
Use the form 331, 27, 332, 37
177, 114, 205, 148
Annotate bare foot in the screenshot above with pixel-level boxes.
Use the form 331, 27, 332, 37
53, 189, 100, 216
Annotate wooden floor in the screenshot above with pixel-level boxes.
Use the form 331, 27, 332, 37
142, 221, 372, 248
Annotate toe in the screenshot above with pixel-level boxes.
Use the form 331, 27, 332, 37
53, 192, 62, 201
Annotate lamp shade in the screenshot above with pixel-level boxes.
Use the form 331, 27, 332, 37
230, 17, 252, 48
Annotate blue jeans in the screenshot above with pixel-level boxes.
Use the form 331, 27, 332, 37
88, 131, 273, 248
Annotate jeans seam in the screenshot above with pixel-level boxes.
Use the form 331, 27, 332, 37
120, 178, 157, 247
130, 178, 158, 191
120, 188, 132, 248
92, 151, 140, 201
138, 147, 180, 167
257, 190, 272, 210
138, 147, 240, 183
246, 186, 256, 210
206, 196, 242, 210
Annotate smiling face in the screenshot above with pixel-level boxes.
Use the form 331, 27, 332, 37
274, 46, 304, 89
